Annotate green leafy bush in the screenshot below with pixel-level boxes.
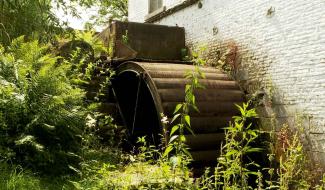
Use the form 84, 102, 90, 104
0, 37, 87, 174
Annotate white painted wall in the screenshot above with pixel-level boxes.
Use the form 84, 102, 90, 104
164, 0, 184, 9
128, 0, 185, 22
128, 0, 325, 165
128, 0, 148, 22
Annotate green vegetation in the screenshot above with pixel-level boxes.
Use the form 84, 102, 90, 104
1, 1, 325, 189
0, 37, 87, 174
0, 0, 128, 45
163, 53, 205, 165
0, 0, 61, 45
215, 102, 261, 189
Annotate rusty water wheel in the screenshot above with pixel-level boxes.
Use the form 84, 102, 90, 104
112, 61, 244, 169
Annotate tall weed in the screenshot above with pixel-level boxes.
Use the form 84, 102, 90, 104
164, 48, 206, 168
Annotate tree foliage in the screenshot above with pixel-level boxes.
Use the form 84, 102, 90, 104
88, 0, 128, 27
75, 0, 128, 19
0, 0, 128, 45
0, 0, 62, 45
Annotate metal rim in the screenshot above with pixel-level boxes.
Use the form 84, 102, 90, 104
115, 61, 166, 142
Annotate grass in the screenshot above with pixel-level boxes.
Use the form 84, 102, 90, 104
2, 101, 325, 190
2, 123, 325, 190
0, 163, 67, 190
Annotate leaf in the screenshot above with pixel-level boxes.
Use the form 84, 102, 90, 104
180, 135, 186, 142
235, 103, 245, 116
173, 103, 183, 114
68, 165, 81, 175
184, 115, 191, 127
68, 180, 82, 189
169, 135, 178, 143
185, 84, 191, 93
190, 94, 195, 105
170, 125, 179, 137
194, 78, 198, 86
185, 125, 195, 135
43, 123, 55, 131
185, 70, 192, 78
163, 145, 173, 157
171, 113, 181, 124
191, 104, 200, 113
246, 148, 263, 153
225, 150, 238, 157
137, 136, 146, 144
232, 116, 242, 122
66, 152, 81, 159
247, 129, 257, 137
246, 123, 252, 129
182, 148, 193, 159
15, 135, 44, 151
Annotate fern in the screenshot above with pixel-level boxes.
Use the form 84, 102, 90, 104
0, 37, 87, 174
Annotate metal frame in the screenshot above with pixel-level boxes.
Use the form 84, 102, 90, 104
113, 61, 166, 144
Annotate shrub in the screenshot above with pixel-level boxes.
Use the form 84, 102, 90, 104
0, 36, 87, 175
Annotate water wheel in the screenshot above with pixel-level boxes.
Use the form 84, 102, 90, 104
112, 61, 244, 164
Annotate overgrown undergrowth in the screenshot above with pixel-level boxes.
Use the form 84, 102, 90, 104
1, 36, 325, 190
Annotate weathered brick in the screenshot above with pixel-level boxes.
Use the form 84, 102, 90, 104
128, 0, 325, 166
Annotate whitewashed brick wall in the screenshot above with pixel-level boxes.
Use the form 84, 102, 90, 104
128, 0, 325, 166
128, 0, 184, 22
164, 0, 184, 9
128, 0, 148, 22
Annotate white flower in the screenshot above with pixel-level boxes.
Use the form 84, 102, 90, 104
86, 114, 96, 128
12, 93, 25, 101
161, 113, 169, 125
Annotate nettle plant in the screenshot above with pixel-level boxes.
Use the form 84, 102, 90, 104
163, 48, 206, 168
217, 102, 261, 189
